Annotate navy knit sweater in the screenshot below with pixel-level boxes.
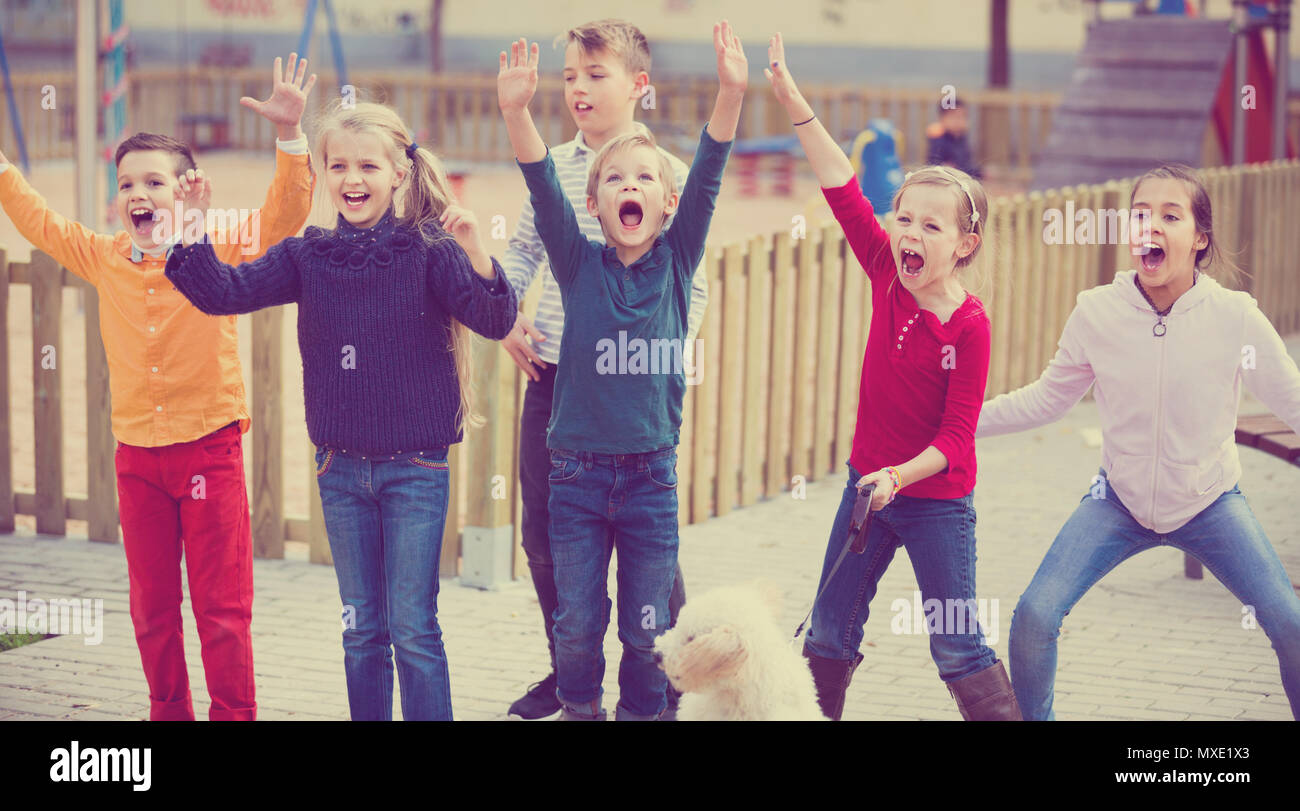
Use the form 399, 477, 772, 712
164, 210, 518, 454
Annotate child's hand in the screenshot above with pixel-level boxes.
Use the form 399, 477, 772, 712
763, 33, 804, 111
175, 169, 211, 245
498, 39, 540, 114
713, 20, 748, 93
240, 53, 317, 140
856, 469, 897, 512
440, 204, 484, 252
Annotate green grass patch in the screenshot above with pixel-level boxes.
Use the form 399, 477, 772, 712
0, 632, 50, 652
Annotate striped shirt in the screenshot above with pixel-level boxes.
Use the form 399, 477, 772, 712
502, 123, 709, 365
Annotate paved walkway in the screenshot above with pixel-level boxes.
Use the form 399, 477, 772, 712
1, 397, 1296, 721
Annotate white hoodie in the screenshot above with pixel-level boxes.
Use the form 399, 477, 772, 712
977, 270, 1300, 534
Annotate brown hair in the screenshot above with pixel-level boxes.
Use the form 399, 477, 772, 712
314, 99, 482, 431
1129, 163, 1242, 286
114, 132, 197, 175
556, 19, 651, 77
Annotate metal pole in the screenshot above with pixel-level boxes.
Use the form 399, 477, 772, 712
1231, 0, 1249, 165
76, 0, 98, 228
1273, 0, 1292, 159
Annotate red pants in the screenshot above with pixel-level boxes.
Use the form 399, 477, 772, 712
115, 422, 255, 721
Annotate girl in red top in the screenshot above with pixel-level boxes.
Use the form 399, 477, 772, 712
766, 34, 1018, 721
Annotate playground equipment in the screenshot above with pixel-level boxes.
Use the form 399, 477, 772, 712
732, 135, 800, 197
1033, 0, 1293, 190
102, 0, 127, 225
0, 26, 30, 174
849, 119, 906, 213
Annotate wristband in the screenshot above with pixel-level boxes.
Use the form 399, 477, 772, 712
882, 466, 902, 499
793, 114, 816, 127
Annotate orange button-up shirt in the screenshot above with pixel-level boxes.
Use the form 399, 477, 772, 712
0, 148, 314, 447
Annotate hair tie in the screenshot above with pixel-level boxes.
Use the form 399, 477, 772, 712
405, 142, 418, 159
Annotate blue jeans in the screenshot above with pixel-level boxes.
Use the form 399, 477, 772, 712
547, 446, 680, 720
805, 463, 1000, 680
314, 446, 454, 721
1010, 470, 1300, 720
519, 363, 688, 671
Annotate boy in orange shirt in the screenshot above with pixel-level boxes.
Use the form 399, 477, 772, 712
0, 54, 317, 721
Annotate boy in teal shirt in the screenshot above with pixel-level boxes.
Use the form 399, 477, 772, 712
497, 22, 746, 720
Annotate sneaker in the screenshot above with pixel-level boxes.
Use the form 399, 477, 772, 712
508, 672, 562, 720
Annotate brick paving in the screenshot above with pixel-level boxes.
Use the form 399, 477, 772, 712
1, 392, 1297, 721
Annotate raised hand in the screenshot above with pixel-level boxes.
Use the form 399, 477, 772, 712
763, 33, 803, 110
439, 203, 483, 250
240, 53, 317, 139
173, 168, 212, 245
713, 20, 748, 92
498, 38, 540, 114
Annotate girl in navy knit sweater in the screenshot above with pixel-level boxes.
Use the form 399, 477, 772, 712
165, 101, 518, 721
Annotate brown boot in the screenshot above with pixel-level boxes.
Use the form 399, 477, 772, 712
946, 660, 1023, 721
802, 648, 864, 721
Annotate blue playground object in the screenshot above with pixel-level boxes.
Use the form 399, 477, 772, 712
851, 119, 905, 214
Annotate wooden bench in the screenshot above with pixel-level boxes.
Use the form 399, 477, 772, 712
1183, 413, 1299, 579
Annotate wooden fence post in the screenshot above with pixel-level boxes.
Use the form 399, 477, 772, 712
0, 248, 12, 533
31, 252, 64, 536
460, 338, 516, 588
84, 284, 118, 542
714, 243, 745, 517
691, 249, 722, 524
740, 235, 768, 507
251, 308, 284, 558
765, 231, 795, 498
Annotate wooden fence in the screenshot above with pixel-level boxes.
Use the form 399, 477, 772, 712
1, 159, 1297, 580
2, 68, 1071, 178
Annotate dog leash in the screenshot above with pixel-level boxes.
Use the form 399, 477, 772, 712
793, 483, 875, 640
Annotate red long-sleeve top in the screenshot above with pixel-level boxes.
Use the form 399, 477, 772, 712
822, 178, 991, 499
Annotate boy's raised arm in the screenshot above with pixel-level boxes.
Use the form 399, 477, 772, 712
666, 21, 746, 275
219, 53, 317, 262
704, 21, 747, 144
0, 146, 111, 286
498, 39, 547, 164
498, 38, 585, 286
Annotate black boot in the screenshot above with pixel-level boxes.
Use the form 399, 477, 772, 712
802, 648, 864, 721
947, 660, 1023, 721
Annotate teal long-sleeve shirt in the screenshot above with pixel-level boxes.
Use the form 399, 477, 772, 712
517, 125, 732, 454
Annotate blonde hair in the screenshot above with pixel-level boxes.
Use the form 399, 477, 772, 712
556, 18, 651, 76
890, 165, 991, 294
586, 131, 677, 232
314, 99, 482, 432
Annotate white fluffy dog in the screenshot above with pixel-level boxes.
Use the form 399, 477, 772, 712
654, 581, 826, 721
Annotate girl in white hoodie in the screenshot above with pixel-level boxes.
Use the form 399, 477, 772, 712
978, 164, 1300, 720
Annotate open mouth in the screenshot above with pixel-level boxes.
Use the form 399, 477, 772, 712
575, 101, 593, 114
342, 191, 370, 211
900, 248, 925, 277
1139, 243, 1165, 272
129, 207, 156, 237
618, 200, 643, 229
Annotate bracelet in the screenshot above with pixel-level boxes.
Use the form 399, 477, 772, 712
793, 114, 816, 127
882, 466, 902, 499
